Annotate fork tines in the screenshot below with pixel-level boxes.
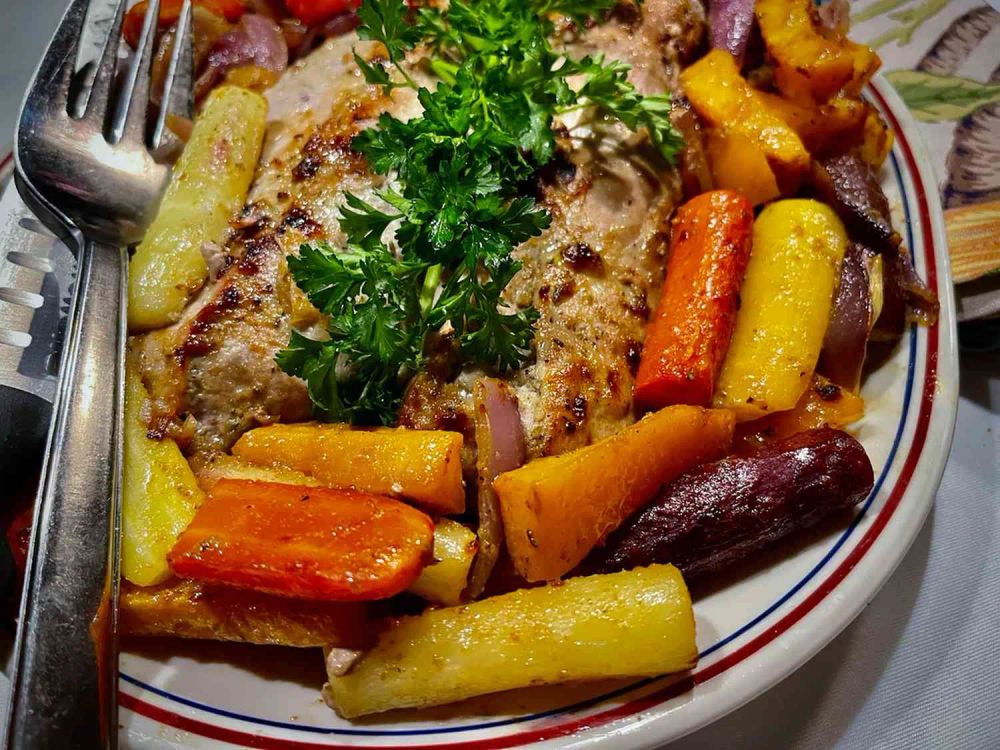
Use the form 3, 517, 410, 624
37, 0, 193, 152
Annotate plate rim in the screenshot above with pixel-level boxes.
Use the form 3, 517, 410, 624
115, 74, 960, 749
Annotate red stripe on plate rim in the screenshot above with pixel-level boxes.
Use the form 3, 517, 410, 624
120, 84, 943, 749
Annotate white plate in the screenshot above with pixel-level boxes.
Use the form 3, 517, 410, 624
105, 76, 958, 749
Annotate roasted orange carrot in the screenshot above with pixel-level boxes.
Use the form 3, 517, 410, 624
168, 479, 434, 601
633, 190, 754, 411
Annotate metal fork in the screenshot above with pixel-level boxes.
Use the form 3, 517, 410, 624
6, 0, 192, 746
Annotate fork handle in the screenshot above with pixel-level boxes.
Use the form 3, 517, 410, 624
6, 240, 126, 750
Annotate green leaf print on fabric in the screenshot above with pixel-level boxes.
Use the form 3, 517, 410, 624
852, 0, 911, 24
855, 0, 950, 48
886, 70, 1000, 122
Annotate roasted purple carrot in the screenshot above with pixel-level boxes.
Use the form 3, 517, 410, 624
586, 428, 874, 578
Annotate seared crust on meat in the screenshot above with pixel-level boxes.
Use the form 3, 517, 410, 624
504, 129, 678, 456
573, 0, 706, 96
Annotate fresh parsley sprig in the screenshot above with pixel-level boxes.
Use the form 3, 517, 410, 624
278, 0, 684, 424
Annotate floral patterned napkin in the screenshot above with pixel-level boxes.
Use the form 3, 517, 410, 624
851, 0, 1000, 321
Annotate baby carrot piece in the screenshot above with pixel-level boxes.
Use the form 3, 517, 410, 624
168, 479, 434, 602
634, 190, 754, 411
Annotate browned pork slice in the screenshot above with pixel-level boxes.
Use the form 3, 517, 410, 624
136, 0, 706, 461
136, 36, 421, 456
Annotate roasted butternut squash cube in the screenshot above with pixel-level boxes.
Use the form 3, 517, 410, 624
735, 375, 865, 450
756, 0, 879, 104
858, 105, 894, 168
681, 49, 810, 192
705, 131, 781, 206
759, 93, 867, 157
496, 405, 734, 582
232, 423, 465, 514
842, 40, 882, 98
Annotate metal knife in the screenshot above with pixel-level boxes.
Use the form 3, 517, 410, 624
0, 176, 77, 509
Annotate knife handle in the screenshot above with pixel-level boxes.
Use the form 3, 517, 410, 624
5, 240, 126, 750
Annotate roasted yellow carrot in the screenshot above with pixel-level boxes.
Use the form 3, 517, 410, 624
713, 199, 849, 421
128, 86, 266, 329
122, 363, 204, 586
120, 578, 370, 648
324, 564, 697, 717
196, 454, 319, 492
407, 519, 478, 606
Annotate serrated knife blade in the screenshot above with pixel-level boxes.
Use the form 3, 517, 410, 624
0, 176, 77, 479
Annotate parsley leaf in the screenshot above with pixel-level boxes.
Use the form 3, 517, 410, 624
570, 55, 686, 161
356, 0, 420, 66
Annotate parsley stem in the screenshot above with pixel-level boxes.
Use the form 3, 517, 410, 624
394, 61, 419, 90
430, 58, 458, 85
556, 101, 591, 114
419, 264, 443, 317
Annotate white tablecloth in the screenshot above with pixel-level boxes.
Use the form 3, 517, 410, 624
0, 3, 997, 749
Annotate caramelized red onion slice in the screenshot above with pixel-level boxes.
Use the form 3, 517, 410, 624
871, 244, 939, 340
812, 152, 899, 251
811, 151, 939, 341
709, 0, 757, 66
240, 14, 290, 71
195, 14, 288, 99
888, 245, 940, 326
819, 242, 873, 392
299, 13, 361, 57
466, 378, 526, 599
816, 0, 850, 36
